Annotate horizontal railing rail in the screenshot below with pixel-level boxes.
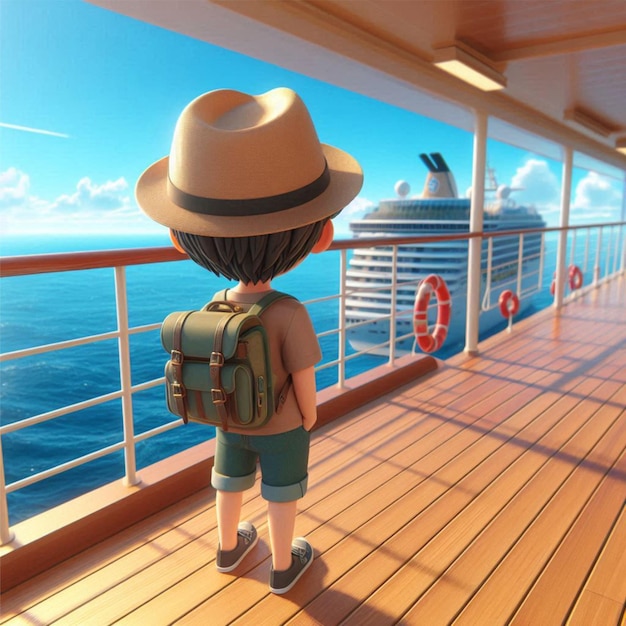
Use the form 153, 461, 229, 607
0, 221, 624, 544
3, 222, 624, 277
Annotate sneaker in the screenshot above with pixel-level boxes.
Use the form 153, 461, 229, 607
216, 521, 258, 573
269, 537, 314, 594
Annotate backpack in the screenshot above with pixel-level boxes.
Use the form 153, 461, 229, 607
160, 289, 294, 430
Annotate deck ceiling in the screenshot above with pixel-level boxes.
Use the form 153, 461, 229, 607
89, 0, 626, 172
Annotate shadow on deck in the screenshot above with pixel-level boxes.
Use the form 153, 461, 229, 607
1, 277, 625, 625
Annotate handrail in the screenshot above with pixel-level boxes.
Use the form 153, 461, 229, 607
2, 222, 625, 277
0, 247, 187, 277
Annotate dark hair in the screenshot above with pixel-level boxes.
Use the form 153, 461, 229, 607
173, 219, 327, 284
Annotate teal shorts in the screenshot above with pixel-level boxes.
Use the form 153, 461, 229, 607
211, 426, 311, 503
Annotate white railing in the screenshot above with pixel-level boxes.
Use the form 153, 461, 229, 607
481, 232, 545, 312
1, 222, 624, 544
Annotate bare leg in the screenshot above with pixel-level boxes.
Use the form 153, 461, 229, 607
216, 490, 243, 551
267, 500, 297, 571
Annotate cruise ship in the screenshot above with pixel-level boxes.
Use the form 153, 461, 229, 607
346, 153, 546, 355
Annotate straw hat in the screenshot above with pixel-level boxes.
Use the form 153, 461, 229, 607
136, 87, 363, 237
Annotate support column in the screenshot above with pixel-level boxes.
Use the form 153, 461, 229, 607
554, 146, 573, 310
464, 110, 488, 355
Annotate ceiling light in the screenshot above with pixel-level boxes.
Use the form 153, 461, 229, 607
615, 137, 626, 155
564, 109, 613, 137
433, 43, 506, 91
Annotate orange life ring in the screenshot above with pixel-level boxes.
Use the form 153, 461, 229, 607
413, 274, 451, 353
499, 290, 520, 318
568, 265, 583, 290
550, 271, 556, 296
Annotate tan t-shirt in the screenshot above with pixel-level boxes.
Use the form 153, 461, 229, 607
214, 289, 322, 435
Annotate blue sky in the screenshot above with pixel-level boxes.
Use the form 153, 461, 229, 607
0, 0, 623, 240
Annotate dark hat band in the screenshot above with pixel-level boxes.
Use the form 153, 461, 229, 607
167, 161, 330, 217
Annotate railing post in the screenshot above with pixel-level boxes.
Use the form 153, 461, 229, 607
538, 232, 545, 291
620, 223, 626, 275
605, 226, 613, 279
388, 245, 399, 365
481, 237, 493, 311
114, 266, 139, 487
516, 233, 524, 297
465, 110, 487, 355
337, 250, 347, 389
594, 227, 603, 286
554, 145, 573, 310
0, 438, 14, 545
610, 226, 618, 275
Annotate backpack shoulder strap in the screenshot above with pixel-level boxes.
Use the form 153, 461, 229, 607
249, 291, 297, 414
249, 291, 295, 316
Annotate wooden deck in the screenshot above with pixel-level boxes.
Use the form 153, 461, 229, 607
2, 277, 625, 625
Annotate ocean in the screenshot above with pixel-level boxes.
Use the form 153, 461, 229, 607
0, 232, 575, 524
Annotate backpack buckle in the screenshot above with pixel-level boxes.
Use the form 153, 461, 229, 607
210, 352, 225, 367
211, 388, 226, 404
172, 382, 186, 398
171, 350, 184, 365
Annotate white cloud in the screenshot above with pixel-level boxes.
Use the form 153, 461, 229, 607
510, 159, 561, 217
51, 176, 131, 213
570, 171, 622, 223
0, 168, 162, 235
507, 159, 623, 225
0, 167, 377, 238
0, 167, 31, 206
332, 196, 375, 237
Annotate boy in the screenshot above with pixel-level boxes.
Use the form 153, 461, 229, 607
136, 87, 362, 593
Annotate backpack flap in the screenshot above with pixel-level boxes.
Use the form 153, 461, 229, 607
161, 309, 256, 360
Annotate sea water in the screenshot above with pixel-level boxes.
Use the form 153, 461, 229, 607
0, 232, 574, 523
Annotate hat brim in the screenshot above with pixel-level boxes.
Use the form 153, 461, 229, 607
136, 144, 363, 237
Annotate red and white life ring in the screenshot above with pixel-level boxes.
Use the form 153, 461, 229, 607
569, 264, 583, 290
499, 290, 520, 318
413, 274, 451, 353
550, 264, 583, 295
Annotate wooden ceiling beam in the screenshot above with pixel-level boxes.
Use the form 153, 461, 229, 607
491, 28, 626, 62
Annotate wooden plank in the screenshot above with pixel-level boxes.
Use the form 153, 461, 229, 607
403, 393, 626, 625
0, 488, 212, 621
457, 438, 626, 624
567, 593, 625, 626
567, 507, 626, 625
278, 383, 608, 625
338, 381, 624, 625
508, 449, 626, 624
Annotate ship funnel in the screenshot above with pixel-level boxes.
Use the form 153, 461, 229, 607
419, 152, 458, 199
